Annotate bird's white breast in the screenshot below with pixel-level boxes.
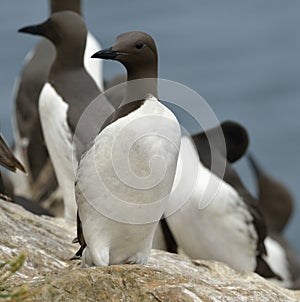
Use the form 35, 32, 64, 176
76, 96, 181, 265
77, 97, 181, 221
167, 136, 258, 272
39, 83, 77, 221
263, 237, 292, 288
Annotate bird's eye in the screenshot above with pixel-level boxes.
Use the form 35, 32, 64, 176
135, 42, 144, 49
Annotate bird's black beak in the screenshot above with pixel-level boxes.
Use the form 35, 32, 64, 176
0, 135, 26, 173
18, 18, 50, 37
91, 47, 126, 60
18, 24, 44, 36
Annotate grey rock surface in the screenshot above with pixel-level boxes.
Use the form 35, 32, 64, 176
0, 199, 299, 301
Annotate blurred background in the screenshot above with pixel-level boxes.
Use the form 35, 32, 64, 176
0, 1, 299, 254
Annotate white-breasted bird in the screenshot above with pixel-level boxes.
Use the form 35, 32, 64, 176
74, 31, 181, 266
247, 153, 300, 288
166, 121, 282, 281
12, 0, 103, 202
18, 11, 113, 222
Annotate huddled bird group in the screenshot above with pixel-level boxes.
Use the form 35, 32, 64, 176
0, 0, 299, 290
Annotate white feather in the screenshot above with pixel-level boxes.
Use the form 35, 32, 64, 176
263, 237, 292, 288
167, 136, 258, 272
76, 96, 181, 266
39, 83, 76, 222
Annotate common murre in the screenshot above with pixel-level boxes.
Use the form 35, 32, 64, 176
166, 121, 280, 281
74, 31, 181, 266
18, 11, 113, 221
247, 153, 300, 288
12, 0, 104, 202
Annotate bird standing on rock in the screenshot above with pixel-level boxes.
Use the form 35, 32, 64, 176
247, 153, 300, 288
165, 121, 284, 283
74, 31, 181, 266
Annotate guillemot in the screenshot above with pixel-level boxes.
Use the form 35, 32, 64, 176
166, 121, 280, 280
12, 0, 103, 202
18, 11, 113, 222
74, 31, 181, 266
247, 153, 300, 288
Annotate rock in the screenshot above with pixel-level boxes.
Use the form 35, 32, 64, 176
0, 199, 77, 280
0, 199, 299, 301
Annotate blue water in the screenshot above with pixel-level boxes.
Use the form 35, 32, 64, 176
0, 1, 299, 255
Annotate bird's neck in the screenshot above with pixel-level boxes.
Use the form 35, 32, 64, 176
51, 48, 84, 74
50, 0, 82, 15
124, 67, 158, 104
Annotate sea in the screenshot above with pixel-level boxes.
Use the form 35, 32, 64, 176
0, 0, 299, 255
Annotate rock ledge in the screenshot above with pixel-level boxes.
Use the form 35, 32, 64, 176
1, 199, 299, 301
